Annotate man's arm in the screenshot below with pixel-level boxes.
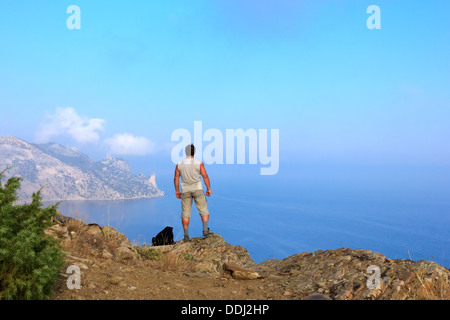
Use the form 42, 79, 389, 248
200, 162, 211, 196
174, 164, 181, 199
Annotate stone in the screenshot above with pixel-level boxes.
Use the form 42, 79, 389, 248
223, 263, 263, 280
73, 261, 89, 270
334, 288, 353, 300
114, 245, 135, 260
102, 249, 114, 259
297, 284, 318, 294
334, 268, 346, 278
108, 276, 126, 286
341, 255, 352, 262
45, 224, 71, 246
392, 279, 405, 292
303, 293, 332, 300
66, 255, 90, 264
85, 224, 104, 238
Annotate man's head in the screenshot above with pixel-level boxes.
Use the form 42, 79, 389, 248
185, 144, 195, 157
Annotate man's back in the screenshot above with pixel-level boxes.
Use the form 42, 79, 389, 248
177, 158, 202, 193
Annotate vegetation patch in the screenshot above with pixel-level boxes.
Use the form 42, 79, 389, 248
0, 169, 65, 300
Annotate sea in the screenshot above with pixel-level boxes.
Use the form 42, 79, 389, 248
48, 163, 450, 268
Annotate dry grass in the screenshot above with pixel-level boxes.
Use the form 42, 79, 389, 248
374, 254, 450, 300
64, 217, 92, 257
404, 251, 450, 300
62, 212, 116, 260
137, 247, 198, 273
409, 262, 450, 300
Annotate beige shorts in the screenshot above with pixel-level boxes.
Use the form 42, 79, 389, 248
181, 189, 209, 218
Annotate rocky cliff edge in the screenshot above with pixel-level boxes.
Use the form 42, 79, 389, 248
47, 218, 450, 300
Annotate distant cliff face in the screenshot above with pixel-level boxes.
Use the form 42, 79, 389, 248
0, 136, 164, 202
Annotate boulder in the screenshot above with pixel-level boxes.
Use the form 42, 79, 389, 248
85, 223, 104, 239
102, 226, 140, 261
171, 233, 255, 275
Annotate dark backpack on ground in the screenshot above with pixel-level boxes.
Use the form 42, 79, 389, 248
152, 226, 174, 246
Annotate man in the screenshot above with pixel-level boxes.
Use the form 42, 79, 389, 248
174, 144, 212, 240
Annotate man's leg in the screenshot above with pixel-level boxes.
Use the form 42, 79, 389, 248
180, 192, 193, 240
182, 218, 190, 240
201, 214, 209, 235
193, 190, 210, 236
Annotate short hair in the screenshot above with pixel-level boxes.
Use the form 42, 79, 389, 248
185, 144, 195, 156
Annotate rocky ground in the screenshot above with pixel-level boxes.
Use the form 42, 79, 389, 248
47, 218, 450, 300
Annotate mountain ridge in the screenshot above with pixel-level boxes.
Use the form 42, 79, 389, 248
0, 136, 163, 202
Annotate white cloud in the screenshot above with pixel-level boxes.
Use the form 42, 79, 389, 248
36, 107, 105, 144
104, 133, 155, 156
36, 107, 156, 157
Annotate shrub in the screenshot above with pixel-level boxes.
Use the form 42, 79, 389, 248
0, 169, 65, 300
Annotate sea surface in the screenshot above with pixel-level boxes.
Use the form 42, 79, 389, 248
49, 164, 450, 268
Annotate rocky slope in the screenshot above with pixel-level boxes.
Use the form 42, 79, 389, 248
48, 218, 450, 300
0, 136, 163, 202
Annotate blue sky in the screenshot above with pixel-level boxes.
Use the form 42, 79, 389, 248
1, 1, 449, 184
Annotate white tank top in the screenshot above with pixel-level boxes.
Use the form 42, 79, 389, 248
178, 158, 203, 193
